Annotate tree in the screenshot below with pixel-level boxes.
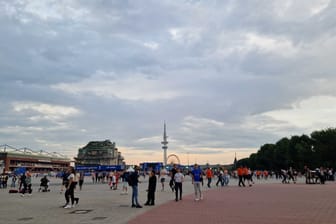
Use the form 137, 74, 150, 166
311, 128, 336, 168
240, 128, 336, 171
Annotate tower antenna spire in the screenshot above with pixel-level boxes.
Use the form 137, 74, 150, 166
161, 121, 168, 166
233, 152, 237, 169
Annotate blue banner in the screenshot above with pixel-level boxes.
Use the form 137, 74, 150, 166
14, 167, 26, 175
75, 165, 124, 171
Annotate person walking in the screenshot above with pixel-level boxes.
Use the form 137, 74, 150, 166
60, 169, 69, 194
120, 169, 129, 195
191, 164, 203, 201
144, 170, 157, 206
21, 170, 32, 196
174, 168, 184, 201
159, 168, 167, 191
243, 166, 249, 185
19, 172, 27, 196
78, 172, 84, 190
237, 165, 245, 187
247, 168, 254, 187
223, 169, 230, 186
26, 170, 32, 195
109, 171, 117, 190
129, 166, 142, 208
11, 175, 17, 188
216, 169, 223, 187
63, 166, 77, 208
206, 167, 213, 188
288, 167, 296, 184
281, 169, 288, 184
169, 164, 177, 192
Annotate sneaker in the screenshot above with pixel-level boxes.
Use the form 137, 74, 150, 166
71, 204, 76, 208
195, 198, 199, 201
20, 194, 24, 197
64, 204, 72, 209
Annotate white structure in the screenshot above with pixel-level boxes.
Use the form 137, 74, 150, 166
161, 122, 168, 166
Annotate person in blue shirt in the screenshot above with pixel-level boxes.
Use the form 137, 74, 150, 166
191, 164, 203, 201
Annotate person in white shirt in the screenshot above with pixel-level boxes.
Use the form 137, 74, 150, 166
159, 168, 167, 191
174, 168, 184, 201
63, 167, 78, 208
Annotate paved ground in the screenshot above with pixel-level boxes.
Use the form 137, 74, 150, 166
0, 175, 206, 224
129, 180, 336, 224
0, 176, 335, 224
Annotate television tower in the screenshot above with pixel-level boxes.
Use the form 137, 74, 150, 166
161, 122, 168, 166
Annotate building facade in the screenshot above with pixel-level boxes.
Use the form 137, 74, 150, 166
0, 145, 70, 173
74, 140, 125, 166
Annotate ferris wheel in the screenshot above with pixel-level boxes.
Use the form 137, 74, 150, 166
167, 154, 181, 165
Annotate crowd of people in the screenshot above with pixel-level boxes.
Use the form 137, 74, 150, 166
1, 163, 335, 211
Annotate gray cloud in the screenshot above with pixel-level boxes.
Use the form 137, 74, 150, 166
1, 0, 336, 164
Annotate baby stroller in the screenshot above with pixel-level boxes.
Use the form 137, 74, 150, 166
38, 176, 50, 192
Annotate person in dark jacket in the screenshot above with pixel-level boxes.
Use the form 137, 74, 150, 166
129, 166, 142, 208
20, 173, 27, 195
39, 176, 50, 192
144, 170, 157, 206
169, 164, 177, 192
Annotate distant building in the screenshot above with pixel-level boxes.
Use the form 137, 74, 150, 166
74, 140, 125, 166
0, 144, 70, 173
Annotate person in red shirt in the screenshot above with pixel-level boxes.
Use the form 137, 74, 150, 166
237, 166, 245, 187
206, 167, 213, 188
263, 170, 269, 180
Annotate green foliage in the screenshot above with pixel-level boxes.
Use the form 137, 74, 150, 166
237, 128, 336, 171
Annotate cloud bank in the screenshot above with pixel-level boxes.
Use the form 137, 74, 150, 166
1, 0, 336, 164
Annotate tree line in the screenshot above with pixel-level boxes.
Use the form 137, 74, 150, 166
236, 128, 336, 171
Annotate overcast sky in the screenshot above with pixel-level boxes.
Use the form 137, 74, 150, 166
1, 0, 336, 165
